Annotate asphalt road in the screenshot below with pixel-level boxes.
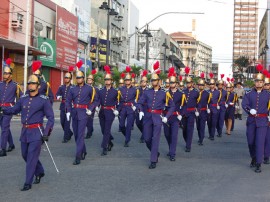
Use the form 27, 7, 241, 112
1, 111, 270, 202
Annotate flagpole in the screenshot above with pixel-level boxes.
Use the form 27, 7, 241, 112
23, 0, 30, 93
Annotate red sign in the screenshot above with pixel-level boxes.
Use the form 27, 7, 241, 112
0, 0, 9, 38
56, 6, 78, 70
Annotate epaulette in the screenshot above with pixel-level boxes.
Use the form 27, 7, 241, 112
40, 95, 49, 100
21, 94, 29, 98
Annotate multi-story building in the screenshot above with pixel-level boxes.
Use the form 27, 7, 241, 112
258, 0, 270, 71
212, 63, 219, 79
233, 0, 258, 73
170, 31, 212, 77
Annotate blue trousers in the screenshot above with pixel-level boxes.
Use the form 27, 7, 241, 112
0, 114, 14, 150
72, 117, 87, 159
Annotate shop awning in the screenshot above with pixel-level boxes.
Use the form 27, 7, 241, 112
0, 36, 48, 56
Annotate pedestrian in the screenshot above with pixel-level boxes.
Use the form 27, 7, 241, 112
178, 75, 185, 91
196, 73, 211, 145
0, 58, 23, 157
181, 67, 199, 152
65, 63, 99, 165
137, 62, 175, 169
242, 66, 270, 173
55, 67, 74, 143
234, 82, 245, 120
98, 66, 120, 155
163, 67, 184, 161
2, 74, 54, 191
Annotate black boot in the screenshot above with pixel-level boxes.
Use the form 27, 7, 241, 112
85, 132, 92, 139
250, 158, 256, 167
0, 149, 7, 157
255, 163, 261, 173
124, 141, 129, 147
33, 173, 45, 184
101, 148, 108, 156
149, 162, 156, 169
108, 141, 114, 151
7, 145, 15, 152
73, 158, 81, 165
81, 152, 87, 160
21, 184, 31, 191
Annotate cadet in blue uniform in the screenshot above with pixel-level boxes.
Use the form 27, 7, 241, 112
196, 75, 211, 145
55, 70, 74, 143
135, 70, 149, 143
117, 75, 125, 132
66, 70, 99, 165
216, 79, 227, 137
224, 83, 237, 135
85, 70, 99, 139
0, 59, 23, 157
182, 68, 199, 152
207, 76, 221, 141
3, 74, 54, 191
263, 76, 270, 164
98, 69, 120, 155
242, 72, 270, 173
118, 67, 138, 147
137, 72, 175, 169
163, 69, 184, 161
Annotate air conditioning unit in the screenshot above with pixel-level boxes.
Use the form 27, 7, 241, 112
11, 20, 20, 28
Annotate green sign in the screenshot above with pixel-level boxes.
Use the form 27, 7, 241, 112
37, 37, 56, 67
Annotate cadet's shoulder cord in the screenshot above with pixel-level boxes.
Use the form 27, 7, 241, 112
197, 91, 202, 104
135, 89, 140, 102
226, 92, 230, 102
90, 86, 96, 104
165, 91, 172, 106
117, 90, 122, 104
16, 84, 23, 98
218, 90, 222, 103
207, 92, 212, 104
181, 94, 186, 107
46, 82, 50, 97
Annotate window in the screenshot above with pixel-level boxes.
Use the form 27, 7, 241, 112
46, 26, 52, 39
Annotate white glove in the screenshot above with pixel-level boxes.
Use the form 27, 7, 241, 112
217, 105, 220, 110
177, 115, 182, 121
268, 116, 270, 122
207, 109, 211, 114
139, 111, 144, 120
195, 111, 199, 117
86, 109, 92, 116
57, 96, 62, 100
66, 112, 70, 121
113, 110, 119, 116
230, 102, 234, 105
132, 106, 136, 111
235, 106, 239, 109
162, 117, 168, 123
95, 106, 100, 113
225, 104, 228, 108
250, 109, 257, 115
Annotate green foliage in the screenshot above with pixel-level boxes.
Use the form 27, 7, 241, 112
234, 56, 250, 72
112, 67, 121, 86
244, 80, 254, 88
131, 65, 143, 78
94, 71, 104, 86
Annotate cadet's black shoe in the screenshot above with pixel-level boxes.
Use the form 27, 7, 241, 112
255, 164, 261, 173
85, 132, 92, 139
33, 173, 45, 184
7, 145, 15, 152
81, 152, 87, 160
62, 139, 69, 143
149, 162, 156, 169
263, 158, 270, 165
73, 159, 81, 165
170, 156, 176, 161
101, 149, 108, 156
208, 137, 214, 141
250, 158, 256, 168
21, 184, 31, 191
124, 142, 129, 147
185, 148, 191, 152
108, 142, 114, 151
198, 141, 203, 146
217, 134, 222, 138
0, 149, 7, 157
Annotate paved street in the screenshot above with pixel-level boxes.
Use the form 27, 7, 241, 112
1, 104, 270, 202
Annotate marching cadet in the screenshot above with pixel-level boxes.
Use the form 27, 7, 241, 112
32, 60, 54, 105
242, 68, 270, 173
118, 66, 138, 147
0, 58, 23, 157
55, 67, 74, 143
163, 68, 184, 161
98, 67, 120, 155
117, 73, 125, 132
216, 75, 227, 137
224, 82, 237, 135
3, 74, 54, 191
196, 73, 210, 145
135, 70, 149, 143
137, 68, 175, 169
263, 74, 270, 164
208, 73, 221, 141
234, 82, 245, 120
178, 75, 185, 91
85, 69, 99, 139
66, 67, 99, 165
181, 67, 199, 152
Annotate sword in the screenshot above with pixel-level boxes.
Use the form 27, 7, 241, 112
160, 115, 170, 127
38, 126, 59, 173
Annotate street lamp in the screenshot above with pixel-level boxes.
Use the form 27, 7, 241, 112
141, 24, 152, 70
99, 1, 118, 65
162, 38, 169, 72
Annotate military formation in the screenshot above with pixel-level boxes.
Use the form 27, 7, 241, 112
0, 58, 269, 191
